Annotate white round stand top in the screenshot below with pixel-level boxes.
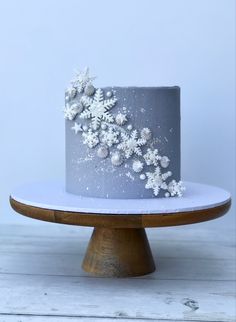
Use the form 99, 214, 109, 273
10, 181, 231, 215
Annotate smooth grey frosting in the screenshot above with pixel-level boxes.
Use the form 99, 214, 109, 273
66, 86, 180, 199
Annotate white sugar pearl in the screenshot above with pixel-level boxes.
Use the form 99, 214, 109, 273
127, 124, 133, 131
106, 91, 113, 98
165, 192, 170, 198
140, 174, 146, 180
101, 123, 107, 130
160, 156, 170, 168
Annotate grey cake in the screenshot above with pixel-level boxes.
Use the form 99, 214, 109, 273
64, 68, 184, 199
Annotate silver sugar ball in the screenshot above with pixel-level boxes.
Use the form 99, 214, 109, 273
97, 146, 109, 159
84, 84, 95, 96
106, 91, 113, 98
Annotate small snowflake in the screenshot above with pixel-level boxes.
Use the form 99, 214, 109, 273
143, 148, 161, 166
80, 88, 117, 130
70, 67, 96, 93
145, 167, 172, 196
141, 128, 152, 141
82, 129, 99, 148
117, 130, 146, 158
115, 113, 127, 125
168, 180, 185, 197
65, 87, 77, 100
132, 160, 144, 173
100, 127, 119, 147
63, 103, 79, 121
111, 151, 123, 166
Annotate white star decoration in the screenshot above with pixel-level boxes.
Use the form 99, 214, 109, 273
71, 122, 83, 134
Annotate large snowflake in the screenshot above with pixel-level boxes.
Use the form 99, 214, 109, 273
80, 88, 117, 130
82, 129, 99, 148
143, 148, 161, 166
100, 127, 119, 147
145, 167, 172, 196
117, 130, 146, 158
70, 67, 96, 93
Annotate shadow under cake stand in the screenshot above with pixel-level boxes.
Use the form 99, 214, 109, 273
10, 182, 231, 277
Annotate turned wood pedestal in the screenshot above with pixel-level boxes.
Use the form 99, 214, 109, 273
10, 182, 231, 277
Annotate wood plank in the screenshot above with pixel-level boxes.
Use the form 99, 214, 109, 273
0, 251, 235, 281
0, 274, 235, 322
0, 314, 190, 322
0, 224, 234, 244
0, 225, 235, 281
0, 234, 234, 260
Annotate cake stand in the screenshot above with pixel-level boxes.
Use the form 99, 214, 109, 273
10, 181, 231, 277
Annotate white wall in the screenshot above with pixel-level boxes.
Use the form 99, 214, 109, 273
0, 0, 235, 228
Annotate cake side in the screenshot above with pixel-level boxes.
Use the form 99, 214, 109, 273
64, 68, 184, 199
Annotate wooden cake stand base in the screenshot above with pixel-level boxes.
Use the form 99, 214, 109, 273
10, 182, 231, 277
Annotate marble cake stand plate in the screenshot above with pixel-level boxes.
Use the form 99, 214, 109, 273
10, 181, 231, 277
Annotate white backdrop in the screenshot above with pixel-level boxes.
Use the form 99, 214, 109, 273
0, 0, 235, 227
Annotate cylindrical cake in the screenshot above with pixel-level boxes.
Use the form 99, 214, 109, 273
65, 83, 181, 199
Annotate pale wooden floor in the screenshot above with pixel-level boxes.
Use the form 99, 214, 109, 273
0, 224, 235, 322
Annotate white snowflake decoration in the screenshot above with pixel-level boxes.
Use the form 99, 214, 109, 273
143, 148, 161, 166
65, 87, 77, 100
115, 113, 127, 125
117, 130, 146, 158
132, 160, 144, 173
64, 103, 79, 121
145, 167, 172, 196
100, 127, 119, 147
82, 129, 99, 148
80, 88, 117, 130
168, 180, 185, 197
70, 67, 96, 93
111, 151, 123, 166
141, 128, 152, 141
